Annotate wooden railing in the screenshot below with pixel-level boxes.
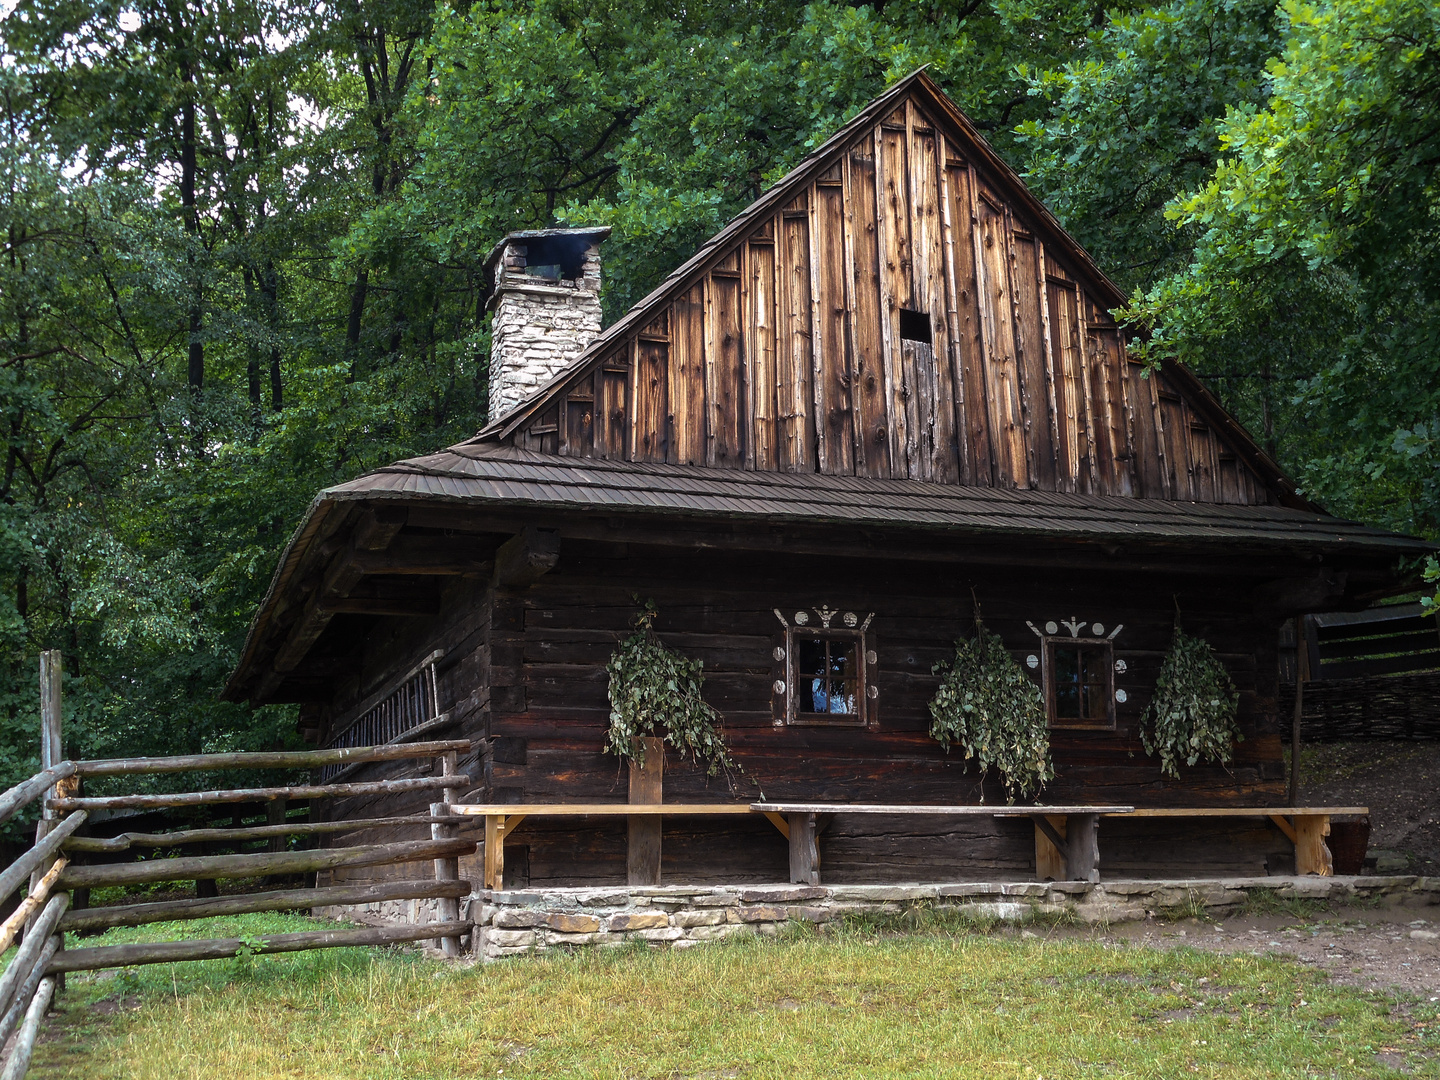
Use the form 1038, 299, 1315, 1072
0, 651, 476, 1079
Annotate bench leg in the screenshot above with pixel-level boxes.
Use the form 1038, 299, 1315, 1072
628, 817, 662, 886
1065, 813, 1100, 883
788, 812, 820, 885
1035, 815, 1068, 881
484, 815, 505, 891
1294, 814, 1334, 876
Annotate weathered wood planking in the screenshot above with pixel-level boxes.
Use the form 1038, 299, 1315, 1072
500, 84, 1276, 504
497, 85, 1274, 505
778, 197, 815, 472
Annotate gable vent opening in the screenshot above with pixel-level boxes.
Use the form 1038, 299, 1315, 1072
899, 308, 932, 345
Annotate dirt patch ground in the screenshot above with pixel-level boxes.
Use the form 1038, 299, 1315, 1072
1298, 740, 1440, 875
1035, 906, 1440, 997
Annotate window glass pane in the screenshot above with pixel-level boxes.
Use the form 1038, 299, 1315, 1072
1051, 642, 1110, 722
1053, 646, 1080, 718
797, 637, 827, 713
795, 635, 859, 717
1080, 647, 1108, 719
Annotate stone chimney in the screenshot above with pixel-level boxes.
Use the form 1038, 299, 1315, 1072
483, 227, 610, 422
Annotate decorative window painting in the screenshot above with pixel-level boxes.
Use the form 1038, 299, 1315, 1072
773, 607, 875, 727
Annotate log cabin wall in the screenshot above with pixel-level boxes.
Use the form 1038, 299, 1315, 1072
505, 94, 1270, 506
319, 537, 1290, 889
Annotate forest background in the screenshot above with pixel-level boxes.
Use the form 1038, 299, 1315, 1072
1, 0, 1437, 809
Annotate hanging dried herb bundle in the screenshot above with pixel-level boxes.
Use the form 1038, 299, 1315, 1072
1141, 619, 1241, 778
606, 600, 735, 777
928, 615, 1053, 803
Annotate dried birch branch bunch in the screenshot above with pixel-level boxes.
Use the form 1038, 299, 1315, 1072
928, 614, 1053, 804
1140, 618, 1242, 779
606, 600, 736, 777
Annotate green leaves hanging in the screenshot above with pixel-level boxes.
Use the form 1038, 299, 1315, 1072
928, 619, 1053, 804
606, 600, 736, 777
1140, 620, 1242, 778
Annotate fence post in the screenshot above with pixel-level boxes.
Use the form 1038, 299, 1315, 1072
431, 750, 463, 957
28, 653, 64, 920
38, 653, 61, 794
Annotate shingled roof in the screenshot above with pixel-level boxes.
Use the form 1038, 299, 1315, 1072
331, 444, 1428, 552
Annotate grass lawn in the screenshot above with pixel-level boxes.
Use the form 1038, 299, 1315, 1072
22, 912, 1440, 1079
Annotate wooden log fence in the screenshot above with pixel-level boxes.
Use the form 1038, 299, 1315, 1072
0, 651, 478, 1080
59, 879, 470, 934
63, 814, 467, 853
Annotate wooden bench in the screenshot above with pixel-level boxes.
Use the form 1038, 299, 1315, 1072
1098, 807, 1370, 877
450, 803, 756, 890
751, 803, 1135, 885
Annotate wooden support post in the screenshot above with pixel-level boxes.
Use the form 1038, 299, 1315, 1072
1294, 814, 1333, 876
1064, 813, 1100, 883
787, 812, 820, 885
627, 738, 663, 887
1034, 815, 1068, 881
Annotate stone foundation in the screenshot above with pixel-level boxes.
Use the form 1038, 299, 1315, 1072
464, 876, 1440, 960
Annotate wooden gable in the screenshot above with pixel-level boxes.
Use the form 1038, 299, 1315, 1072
483, 73, 1293, 506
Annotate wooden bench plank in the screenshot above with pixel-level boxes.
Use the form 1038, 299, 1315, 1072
752, 803, 1135, 815
454, 803, 756, 816
1105, 807, 1367, 817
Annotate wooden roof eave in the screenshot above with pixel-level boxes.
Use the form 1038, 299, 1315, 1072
470, 68, 1132, 446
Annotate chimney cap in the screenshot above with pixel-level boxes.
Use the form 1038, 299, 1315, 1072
482, 226, 612, 279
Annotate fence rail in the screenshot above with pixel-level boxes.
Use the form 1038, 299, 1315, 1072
0, 651, 476, 1080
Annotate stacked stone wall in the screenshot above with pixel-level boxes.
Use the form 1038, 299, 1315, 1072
316, 876, 1440, 960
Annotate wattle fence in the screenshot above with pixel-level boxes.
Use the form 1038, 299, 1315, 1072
0, 651, 477, 1078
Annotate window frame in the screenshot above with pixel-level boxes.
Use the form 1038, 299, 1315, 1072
1042, 636, 1116, 731
784, 626, 870, 728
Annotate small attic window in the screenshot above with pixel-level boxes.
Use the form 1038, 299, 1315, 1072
522, 234, 591, 282
899, 308, 932, 345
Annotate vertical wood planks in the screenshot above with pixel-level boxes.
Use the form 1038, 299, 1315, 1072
634, 319, 669, 462
908, 112, 958, 482
814, 169, 854, 474
747, 232, 779, 471
1010, 233, 1053, 488
1122, 348, 1165, 499
500, 84, 1280, 508
876, 115, 914, 476
974, 188, 1026, 487
778, 199, 815, 472
1092, 324, 1133, 496
706, 254, 746, 468
669, 286, 707, 465
1047, 278, 1087, 493
563, 375, 595, 458
943, 158, 992, 485
596, 360, 630, 461
845, 138, 890, 476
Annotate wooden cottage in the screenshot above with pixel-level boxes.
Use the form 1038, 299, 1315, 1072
224, 72, 1428, 890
